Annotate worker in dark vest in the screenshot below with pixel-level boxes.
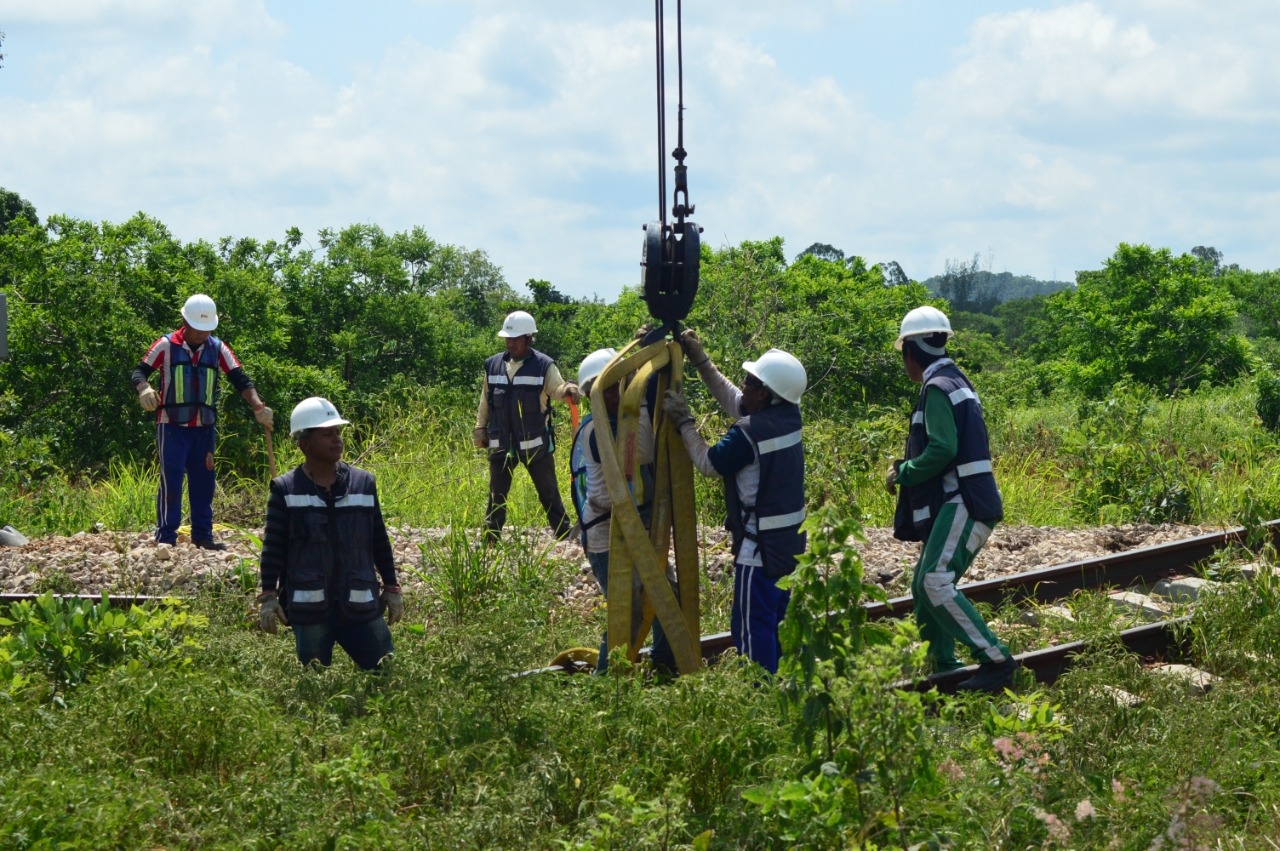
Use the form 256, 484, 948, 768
887, 305, 1018, 693
133, 294, 273, 550
473, 310, 581, 544
663, 335, 807, 674
257, 397, 403, 671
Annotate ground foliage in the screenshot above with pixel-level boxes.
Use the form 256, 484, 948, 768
3, 524, 1280, 847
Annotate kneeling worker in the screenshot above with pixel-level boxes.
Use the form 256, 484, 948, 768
257, 397, 403, 671
886, 306, 1017, 692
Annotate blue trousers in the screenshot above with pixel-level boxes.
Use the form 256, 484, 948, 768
589, 550, 677, 674
293, 610, 395, 671
155, 423, 216, 544
732, 562, 791, 674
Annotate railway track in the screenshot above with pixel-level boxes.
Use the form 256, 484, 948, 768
560, 519, 1279, 687
4, 520, 1274, 690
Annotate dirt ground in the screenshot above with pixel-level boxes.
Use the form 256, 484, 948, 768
0, 522, 1230, 602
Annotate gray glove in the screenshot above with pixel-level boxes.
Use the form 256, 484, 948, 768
561, 382, 583, 404
258, 591, 286, 634
885, 461, 900, 495
634, 323, 654, 342
138, 385, 159, 412
382, 588, 404, 624
663, 389, 694, 429
679, 329, 708, 367
473, 426, 489, 449
253, 406, 274, 430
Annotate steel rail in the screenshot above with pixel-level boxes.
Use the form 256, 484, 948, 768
667, 521, 1273, 668
912, 616, 1192, 694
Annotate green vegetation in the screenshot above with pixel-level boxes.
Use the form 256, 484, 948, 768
8, 199, 1280, 844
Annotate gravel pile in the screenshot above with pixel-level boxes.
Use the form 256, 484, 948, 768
0, 522, 1228, 602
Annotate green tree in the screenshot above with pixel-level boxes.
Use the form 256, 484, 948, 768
0, 187, 37, 235
1034, 243, 1249, 397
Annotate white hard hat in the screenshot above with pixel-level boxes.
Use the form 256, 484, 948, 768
894, 306, 952, 351
181, 293, 219, 332
578, 348, 618, 392
290, 396, 349, 436
498, 310, 537, 338
743, 348, 807, 404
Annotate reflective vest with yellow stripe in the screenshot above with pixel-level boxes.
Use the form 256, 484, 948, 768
162, 334, 221, 425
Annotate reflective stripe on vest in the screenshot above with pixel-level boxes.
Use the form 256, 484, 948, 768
758, 507, 806, 531
956, 459, 993, 477
756, 429, 801, 455
293, 589, 325, 603
284, 493, 377, 509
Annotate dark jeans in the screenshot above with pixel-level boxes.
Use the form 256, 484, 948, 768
293, 610, 394, 671
589, 549, 677, 674
486, 449, 572, 541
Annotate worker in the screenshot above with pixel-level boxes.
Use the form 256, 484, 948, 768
886, 306, 1017, 693
473, 310, 581, 544
571, 347, 676, 674
257, 397, 403, 670
132, 294, 273, 550
663, 333, 808, 674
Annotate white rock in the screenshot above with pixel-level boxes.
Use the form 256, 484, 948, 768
1152, 576, 1216, 603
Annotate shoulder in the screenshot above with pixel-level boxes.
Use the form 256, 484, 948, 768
344, 464, 377, 487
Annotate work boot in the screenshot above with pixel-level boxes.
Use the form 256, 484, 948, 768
193, 538, 228, 552
956, 657, 1020, 693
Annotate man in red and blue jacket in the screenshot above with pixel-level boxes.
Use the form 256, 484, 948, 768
132, 293, 274, 549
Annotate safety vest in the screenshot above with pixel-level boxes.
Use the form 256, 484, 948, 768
735, 402, 806, 579
570, 411, 655, 550
274, 464, 383, 626
895, 359, 1003, 541
162, 334, 221, 425
485, 349, 556, 459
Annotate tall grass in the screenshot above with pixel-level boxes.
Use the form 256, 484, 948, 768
6, 380, 1278, 538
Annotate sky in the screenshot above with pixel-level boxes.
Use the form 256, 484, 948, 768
2, 0, 1278, 300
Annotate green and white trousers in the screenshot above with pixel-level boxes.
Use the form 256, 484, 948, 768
911, 499, 1011, 671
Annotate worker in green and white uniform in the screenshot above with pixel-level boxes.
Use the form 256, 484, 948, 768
886, 306, 1018, 693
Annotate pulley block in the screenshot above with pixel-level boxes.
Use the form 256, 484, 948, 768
640, 220, 702, 323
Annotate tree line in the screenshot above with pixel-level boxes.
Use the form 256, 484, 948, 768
2, 187, 1276, 478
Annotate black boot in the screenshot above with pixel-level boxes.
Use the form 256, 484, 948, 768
956, 657, 1020, 693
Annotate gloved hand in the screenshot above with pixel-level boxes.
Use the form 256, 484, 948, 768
382, 587, 404, 624
663, 389, 694, 429
562, 382, 583, 404
885, 461, 900, 495
473, 426, 489, 449
254, 405, 274, 430
138, 385, 159, 412
258, 590, 286, 634
679, 329, 708, 367
634, 323, 654, 342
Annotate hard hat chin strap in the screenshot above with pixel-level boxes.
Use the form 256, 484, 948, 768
910, 336, 947, 356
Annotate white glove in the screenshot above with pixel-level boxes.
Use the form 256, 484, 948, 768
663, 389, 694, 430
254, 406, 274, 430
562, 382, 583, 404
258, 591, 285, 634
679, 329, 708, 367
382, 588, 404, 624
138, 386, 159, 412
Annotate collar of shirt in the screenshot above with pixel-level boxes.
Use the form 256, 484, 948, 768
921, 358, 955, 383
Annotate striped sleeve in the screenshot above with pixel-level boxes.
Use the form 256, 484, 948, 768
140, 336, 168, 370
258, 484, 289, 593
216, 341, 244, 373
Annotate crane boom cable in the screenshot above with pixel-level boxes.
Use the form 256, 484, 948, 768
654, 0, 667, 224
